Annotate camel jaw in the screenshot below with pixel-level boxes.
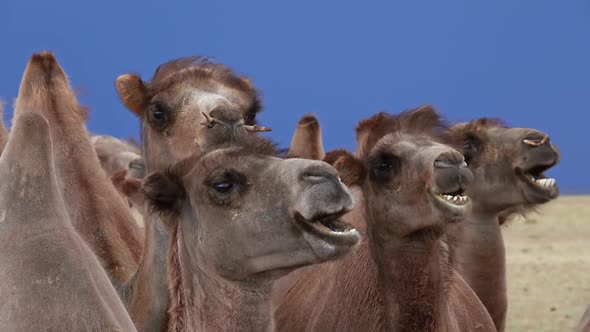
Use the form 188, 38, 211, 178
294, 211, 361, 260
516, 167, 559, 202
429, 188, 471, 222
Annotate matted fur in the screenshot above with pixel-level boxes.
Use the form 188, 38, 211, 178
166, 225, 187, 332
356, 105, 449, 157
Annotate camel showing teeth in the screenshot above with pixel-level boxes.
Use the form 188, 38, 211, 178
533, 177, 557, 188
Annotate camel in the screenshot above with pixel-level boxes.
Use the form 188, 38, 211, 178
577, 305, 590, 332
140, 125, 360, 331
0, 100, 9, 154
0, 110, 136, 331
92, 134, 145, 179
275, 107, 496, 331
288, 113, 325, 159
13, 52, 144, 288
116, 56, 272, 330
92, 134, 146, 222
446, 118, 560, 332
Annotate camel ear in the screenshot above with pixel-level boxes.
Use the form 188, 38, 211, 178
142, 171, 186, 218
289, 113, 325, 160
115, 74, 148, 117
325, 150, 366, 188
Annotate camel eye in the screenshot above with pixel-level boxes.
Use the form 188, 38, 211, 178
371, 152, 399, 182
212, 182, 234, 194
462, 136, 480, 164
377, 163, 392, 172
151, 111, 166, 121
207, 170, 247, 202
148, 103, 169, 128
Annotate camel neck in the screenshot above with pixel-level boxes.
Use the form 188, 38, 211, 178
170, 226, 273, 332
127, 214, 171, 331
368, 223, 451, 332
452, 210, 506, 332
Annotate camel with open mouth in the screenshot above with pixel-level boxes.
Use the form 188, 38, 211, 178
142, 121, 360, 331
446, 118, 560, 332
275, 107, 495, 331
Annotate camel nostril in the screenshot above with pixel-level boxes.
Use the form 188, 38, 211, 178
434, 159, 466, 169
301, 165, 338, 183
523, 133, 550, 147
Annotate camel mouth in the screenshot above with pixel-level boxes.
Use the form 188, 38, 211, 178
294, 210, 360, 259
516, 165, 559, 199
431, 188, 470, 206
429, 187, 471, 220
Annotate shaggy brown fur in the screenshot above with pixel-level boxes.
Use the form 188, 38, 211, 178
445, 118, 560, 332
275, 107, 495, 332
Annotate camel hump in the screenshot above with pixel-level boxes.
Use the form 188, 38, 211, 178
3, 112, 52, 168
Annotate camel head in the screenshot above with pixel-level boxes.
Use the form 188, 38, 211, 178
92, 135, 145, 178
115, 56, 266, 172
142, 132, 360, 281
448, 118, 560, 214
336, 106, 474, 240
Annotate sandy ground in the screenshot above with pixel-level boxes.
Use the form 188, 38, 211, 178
504, 195, 589, 332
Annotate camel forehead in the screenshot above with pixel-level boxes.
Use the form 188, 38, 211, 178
188, 90, 235, 112
198, 148, 277, 169
171, 80, 251, 106
376, 133, 439, 152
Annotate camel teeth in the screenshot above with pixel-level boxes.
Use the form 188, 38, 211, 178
533, 177, 556, 188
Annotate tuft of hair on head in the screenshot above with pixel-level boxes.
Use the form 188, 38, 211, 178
326, 149, 367, 188
150, 56, 212, 84
445, 117, 507, 149
356, 105, 449, 156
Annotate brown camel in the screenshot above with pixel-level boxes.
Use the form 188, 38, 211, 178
275, 107, 496, 331
116, 57, 271, 330
0, 100, 9, 154
92, 134, 145, 179
141, 127, 360, 331
0, 111, 136, 331
92, 134, 146, 221
446, 118, 560, 332
577, 305, 590, 332
13, 52, 143, 287
288, 113, 325, 159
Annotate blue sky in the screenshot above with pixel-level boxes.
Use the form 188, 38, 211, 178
1, 1, 588, 192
